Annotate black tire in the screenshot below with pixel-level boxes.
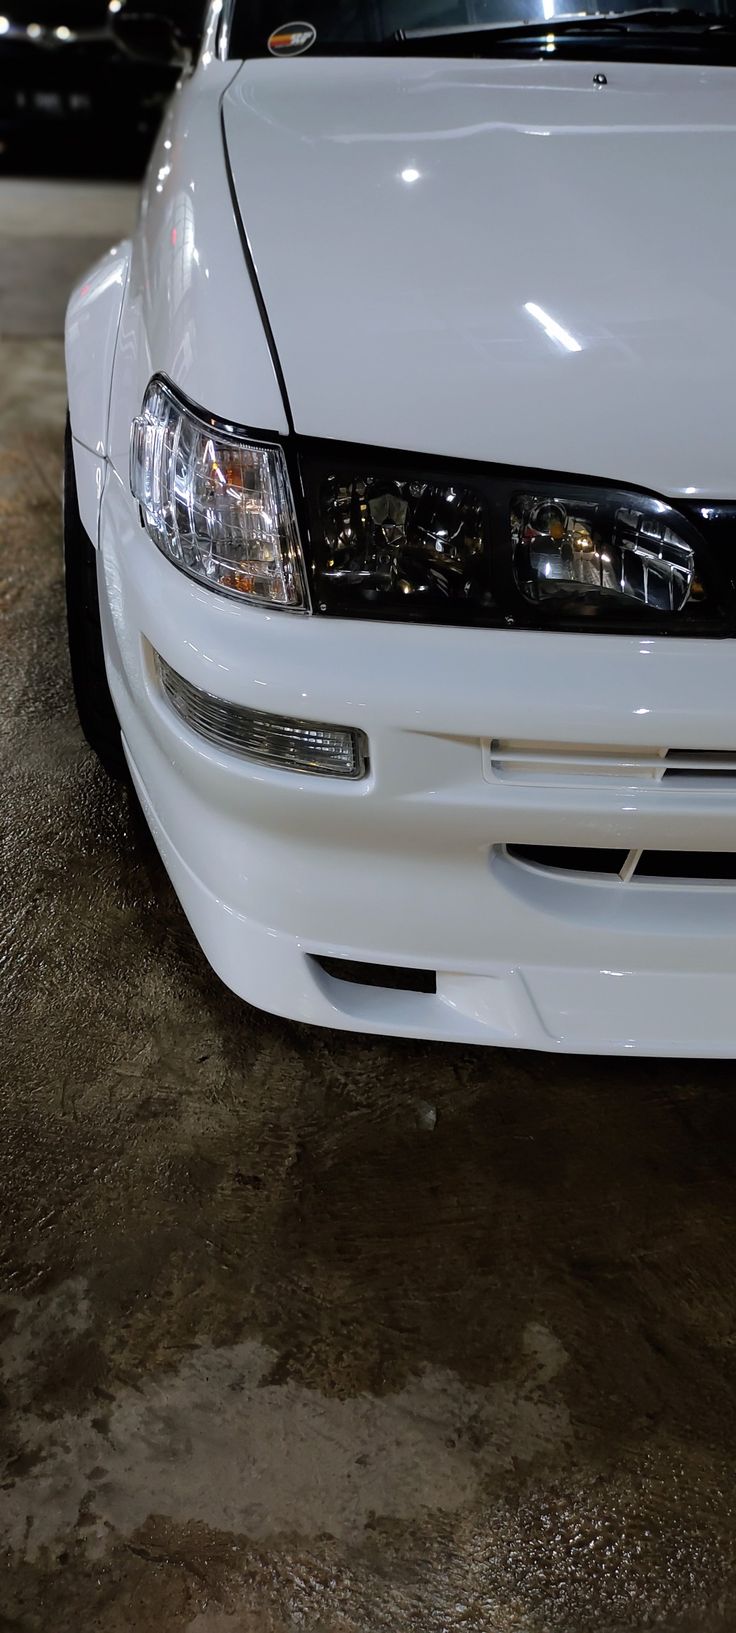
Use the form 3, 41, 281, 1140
64, 414, 128, 781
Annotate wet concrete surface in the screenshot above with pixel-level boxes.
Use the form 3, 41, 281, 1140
2, 181, 736, 1631
0, 181, 137, 336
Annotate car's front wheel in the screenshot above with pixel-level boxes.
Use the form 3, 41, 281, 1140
64, 414, 127, 781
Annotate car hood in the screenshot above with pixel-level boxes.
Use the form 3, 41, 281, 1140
223, 57, 736, 499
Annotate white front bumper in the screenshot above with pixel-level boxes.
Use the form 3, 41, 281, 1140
100, 469, 736, 1055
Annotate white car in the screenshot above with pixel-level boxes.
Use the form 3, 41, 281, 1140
64, 0, 736, 1056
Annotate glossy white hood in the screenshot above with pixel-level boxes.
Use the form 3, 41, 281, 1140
223, 57, 736, 498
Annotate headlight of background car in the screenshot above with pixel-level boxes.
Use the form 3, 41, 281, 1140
511, 488, 706, 617
130, 378, 308, 608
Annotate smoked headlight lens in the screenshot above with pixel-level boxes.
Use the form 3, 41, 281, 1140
303, 453, 716, 631
511, 487, 706, 619
307, 464, 490, 622
130, 379, 308, 608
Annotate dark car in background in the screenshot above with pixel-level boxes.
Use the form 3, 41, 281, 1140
0, 2, 203, 176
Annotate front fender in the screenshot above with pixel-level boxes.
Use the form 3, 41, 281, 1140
105, 64, 288, 487
65, 241, 131, 543
66, 240, 131, 457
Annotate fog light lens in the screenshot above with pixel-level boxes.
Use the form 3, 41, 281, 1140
156, 655, 368, 779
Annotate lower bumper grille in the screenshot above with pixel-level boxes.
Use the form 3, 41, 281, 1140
507, 845, 736, 884
488, 740, 736, 787
313, 957, 436, 994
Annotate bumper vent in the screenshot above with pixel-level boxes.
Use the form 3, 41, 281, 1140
488, 741, 736, 787
507, 845, 736, 884
313, 957, 437, 994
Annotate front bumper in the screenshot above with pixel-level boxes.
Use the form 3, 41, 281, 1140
100, 468, 736, 1055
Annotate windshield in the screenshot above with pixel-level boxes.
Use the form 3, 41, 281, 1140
229, 0, 736, 53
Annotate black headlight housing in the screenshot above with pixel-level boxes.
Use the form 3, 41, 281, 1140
297, 440, 731, 635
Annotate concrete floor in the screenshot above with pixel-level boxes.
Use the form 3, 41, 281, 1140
2, 181, 736, 1633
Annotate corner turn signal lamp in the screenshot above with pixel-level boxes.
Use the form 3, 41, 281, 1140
130, 378, 308, 609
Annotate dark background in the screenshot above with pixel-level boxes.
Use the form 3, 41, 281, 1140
0, 1, 206, 176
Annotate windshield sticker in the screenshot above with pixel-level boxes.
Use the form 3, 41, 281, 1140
267, 20, 317, 55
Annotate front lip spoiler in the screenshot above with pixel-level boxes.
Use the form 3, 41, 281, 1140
118, 739, 736, 1055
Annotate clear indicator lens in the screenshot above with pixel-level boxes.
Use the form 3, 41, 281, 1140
512, 490, 700, 615
130, 380, 307, 608
156, 654, 368, 779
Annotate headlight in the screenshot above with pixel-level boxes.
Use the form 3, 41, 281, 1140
302, 455, 491, 624
302, 451, 718, 632
511, 487, 705, 618
130, 379, 308, 609
130, 382, 719, 633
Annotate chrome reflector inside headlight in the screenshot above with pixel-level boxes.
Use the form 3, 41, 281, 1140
301, 449, 717, 632
130, 379, 308, 608
308, 463, 490, 621
511, 489, 704, 616
156, 654, 368, 779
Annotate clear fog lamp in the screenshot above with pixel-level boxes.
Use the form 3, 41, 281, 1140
156, 654, 368, 779
130, 378, 308, 608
